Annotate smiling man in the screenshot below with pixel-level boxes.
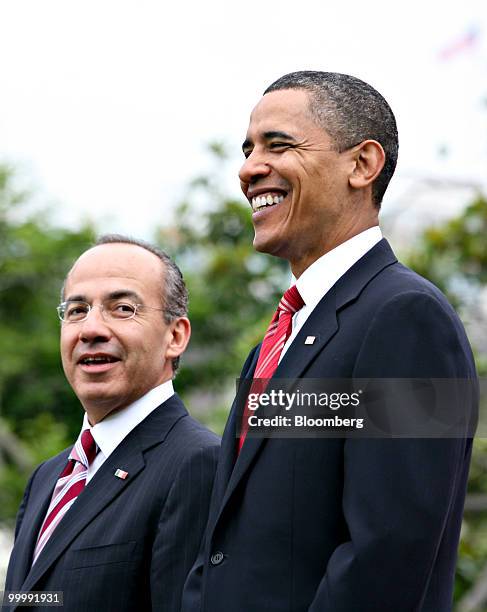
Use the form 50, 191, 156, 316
182, 72, 478, 612
6, 235, 219, 612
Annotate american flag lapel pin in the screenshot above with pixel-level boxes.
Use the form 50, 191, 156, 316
114, 469, 129, 480
304, 336, 316, 345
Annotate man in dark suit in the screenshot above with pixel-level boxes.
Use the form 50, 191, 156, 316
5, 234, 219, 611
182, 72, 478, 611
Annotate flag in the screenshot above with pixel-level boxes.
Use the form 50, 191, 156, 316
439, 26, 480, 61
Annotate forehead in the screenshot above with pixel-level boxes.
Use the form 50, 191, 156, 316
65, 243, 164, 298
245, 88, 325, 140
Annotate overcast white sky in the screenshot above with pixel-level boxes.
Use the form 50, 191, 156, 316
0, 0, 485, 239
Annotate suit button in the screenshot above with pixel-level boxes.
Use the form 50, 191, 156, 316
210, 551, 224, 565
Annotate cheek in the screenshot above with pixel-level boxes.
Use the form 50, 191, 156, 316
59, 336, 77, 381
287, 161, 320, 200
134, 329, 169, 362
60, 330, 76, 360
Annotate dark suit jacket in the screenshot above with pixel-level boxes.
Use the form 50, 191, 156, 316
183, 239, 478, 612
6, 394, 219, 612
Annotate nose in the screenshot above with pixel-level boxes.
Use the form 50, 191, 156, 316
239, 147, 272, 187
78, 305, 112, 344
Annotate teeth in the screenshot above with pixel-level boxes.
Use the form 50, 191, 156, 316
251, 193, 285, 211
82, 356, 114, 364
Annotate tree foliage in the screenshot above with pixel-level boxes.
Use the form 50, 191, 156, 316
0, 165, 96, 521
406, 195, 487, 295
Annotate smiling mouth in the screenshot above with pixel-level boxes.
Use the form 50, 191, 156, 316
250, 192, 285, 212
79, 356, 120, 366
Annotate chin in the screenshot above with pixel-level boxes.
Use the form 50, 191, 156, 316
77, 386, 117, 407
253, 229, 275, 252
253, 234, 289, 260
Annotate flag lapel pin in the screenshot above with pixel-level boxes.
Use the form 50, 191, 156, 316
114, 469, 129, 480
304, 336, 316, 345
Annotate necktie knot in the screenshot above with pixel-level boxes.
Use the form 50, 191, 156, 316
279, 285, 304, 315
70, 429, 98, 468
81, 429, 98, 465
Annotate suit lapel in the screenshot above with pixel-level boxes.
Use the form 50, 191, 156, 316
21, 395, 188, 592
216, 239, 398, 517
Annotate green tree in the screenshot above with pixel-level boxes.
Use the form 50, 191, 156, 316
406, 195, 487, 297
0, 165, 96, 521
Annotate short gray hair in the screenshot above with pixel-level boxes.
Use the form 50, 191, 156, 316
62, 234, 188, 374
264, 71, 398, 207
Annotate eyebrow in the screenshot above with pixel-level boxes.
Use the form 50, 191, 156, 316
64, 290, 142, 303
242, 130, 298, 151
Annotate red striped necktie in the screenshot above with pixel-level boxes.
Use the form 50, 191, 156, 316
238, 285, 304, 453
32, 429, 98, 565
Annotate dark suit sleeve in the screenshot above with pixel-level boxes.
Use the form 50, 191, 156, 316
310, 291, 475, 612
4, 464, 44, 593
13, 464, 42, 540
150, 442, 219, 612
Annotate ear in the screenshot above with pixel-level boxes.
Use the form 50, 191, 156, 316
165, 317, 191, 360
348, 140, 385, 190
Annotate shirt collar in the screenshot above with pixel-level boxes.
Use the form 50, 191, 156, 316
81, 380, 174, 458
294, 227, 383, 309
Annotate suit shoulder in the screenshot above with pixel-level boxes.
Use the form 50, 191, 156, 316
374, 260, 448, 298
175, 412, 221, 449
365, 262, 469, 341
167, 397, 220, 454
365, 260, 463, 322
354, 265, 476, 377
164, 414, 220, 482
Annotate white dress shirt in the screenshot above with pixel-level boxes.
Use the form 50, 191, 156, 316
80, 380, 175, 483
280, 227, 383, 361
